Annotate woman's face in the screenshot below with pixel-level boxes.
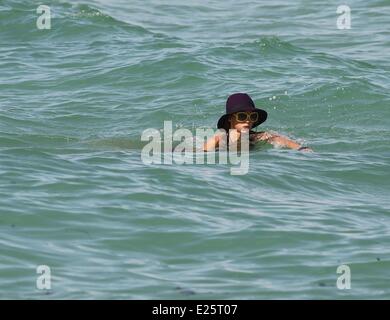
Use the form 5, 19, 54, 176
229, 112, 253, 132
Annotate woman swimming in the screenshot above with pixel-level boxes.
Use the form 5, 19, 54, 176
203, 93, 313, 152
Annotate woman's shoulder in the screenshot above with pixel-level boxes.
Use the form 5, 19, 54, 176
249, 130, 266, 138
249, 131, 273, 142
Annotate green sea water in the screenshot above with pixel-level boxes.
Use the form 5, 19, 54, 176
1, 0, 390, 299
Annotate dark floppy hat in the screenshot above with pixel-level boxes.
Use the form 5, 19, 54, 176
217, 93, 268, 131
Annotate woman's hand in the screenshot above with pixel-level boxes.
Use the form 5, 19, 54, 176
298, 146, 313, 153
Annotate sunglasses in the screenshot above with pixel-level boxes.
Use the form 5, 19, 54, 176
232, 112, 259, 123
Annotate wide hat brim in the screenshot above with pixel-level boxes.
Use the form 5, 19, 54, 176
217, 108, 268, 131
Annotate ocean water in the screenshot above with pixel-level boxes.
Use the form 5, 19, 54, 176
1, 0, 390, 299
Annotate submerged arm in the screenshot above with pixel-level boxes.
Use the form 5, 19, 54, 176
203, 134, 220, 152
256, 132, 312, 152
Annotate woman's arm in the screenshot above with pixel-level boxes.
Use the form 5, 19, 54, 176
203, 134, 220, 152
204, 131, 312, 152
258, 132, 313, 152
269, 134, 301, 149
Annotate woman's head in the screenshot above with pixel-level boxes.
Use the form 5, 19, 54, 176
217, 93, 268, 132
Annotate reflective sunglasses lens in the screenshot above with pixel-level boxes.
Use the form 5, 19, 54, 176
236, 112, 247, 121
250, 113, 258, 122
